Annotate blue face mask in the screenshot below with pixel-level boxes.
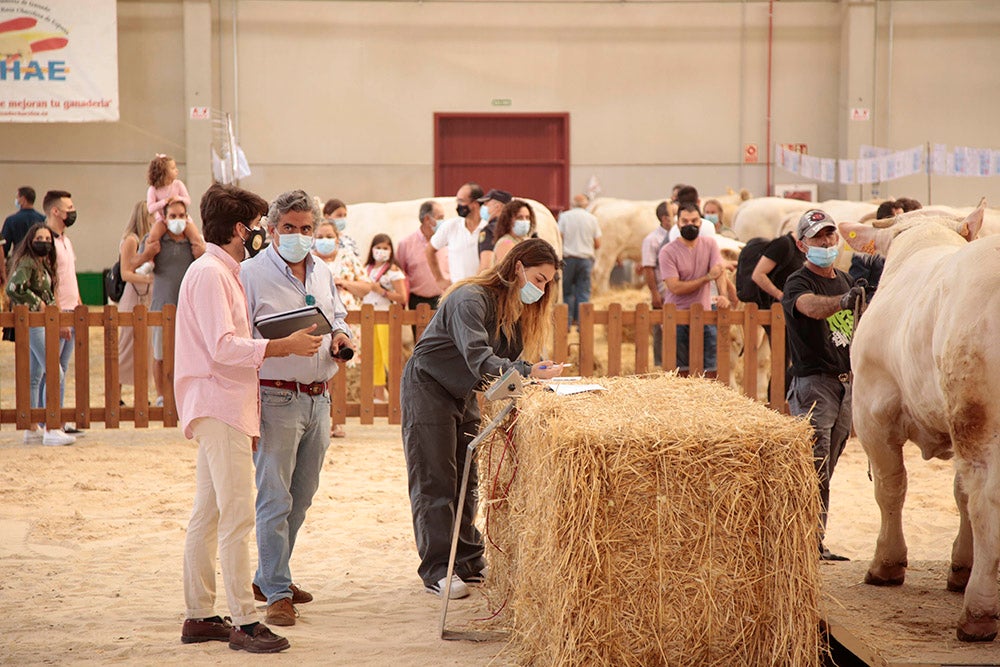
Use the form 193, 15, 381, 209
519, 265, 544, 305
805, 245, 839, 268
277, 233, 314, 263
512, 219, 531, 238
704, 213, 719, 225
314, 237, 338, 255
14, 198, 20, 210
330, 217, 347, 233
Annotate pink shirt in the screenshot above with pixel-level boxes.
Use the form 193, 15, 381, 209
396, 229, 443, 298
52, 232, 80, 310
658, 236, 723, 310
174, 244, 269, 439
146, 179, 191, 221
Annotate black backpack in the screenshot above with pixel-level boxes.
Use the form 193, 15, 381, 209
735, 237, 771, 307
104, 260, 127, 303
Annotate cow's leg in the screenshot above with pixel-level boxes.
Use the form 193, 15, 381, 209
948, 472, 974, 592
862, 437, 908, 585
955, 459, 1000, 642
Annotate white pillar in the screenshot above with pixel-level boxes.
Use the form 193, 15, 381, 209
183, 0, 214, 213
838, 0, 877, 200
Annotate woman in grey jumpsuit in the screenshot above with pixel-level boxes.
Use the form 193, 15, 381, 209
401, 238, 563, 597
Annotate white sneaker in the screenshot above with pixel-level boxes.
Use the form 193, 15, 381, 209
425, 574, 469, 599
154, 396, 164, 407
42, 429, 75, 446
23, 429, 42, 444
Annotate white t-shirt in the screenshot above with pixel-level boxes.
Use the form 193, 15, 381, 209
667, 218, 717, 243
430, 216, 485, 282
558, 207, 602, 259
361, 264, 406, 310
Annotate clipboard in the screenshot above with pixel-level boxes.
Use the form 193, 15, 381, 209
253, 306, 333, 339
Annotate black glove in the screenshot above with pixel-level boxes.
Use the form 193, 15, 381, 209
839, 284, 866, 311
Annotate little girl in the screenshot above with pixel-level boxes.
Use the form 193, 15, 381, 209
145, 153, 200, 258
361, 233, 406, 403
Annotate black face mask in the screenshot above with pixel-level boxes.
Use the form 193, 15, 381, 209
456, 204, 471, 218
32, 241, 53, 256
242, 225, 267, 258
63, 210, 77, 227
679, 224, 700, 241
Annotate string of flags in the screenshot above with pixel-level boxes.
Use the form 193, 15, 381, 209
775, 143, 1000, 184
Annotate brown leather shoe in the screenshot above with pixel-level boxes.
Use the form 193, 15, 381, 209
228, 623, 290, 654
265, 597, 298, 626
253, 582, 314, 604
181, 616, 232, 643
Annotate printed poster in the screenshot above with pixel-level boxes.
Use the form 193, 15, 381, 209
0, 0, 118, 122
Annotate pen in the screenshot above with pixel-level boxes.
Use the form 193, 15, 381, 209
538, 363, 572, 370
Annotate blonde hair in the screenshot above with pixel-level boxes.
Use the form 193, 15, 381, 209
440, 238, 560, 361
123, 200, 154, 240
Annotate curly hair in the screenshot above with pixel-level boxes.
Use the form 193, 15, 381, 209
147, 154, 174, 188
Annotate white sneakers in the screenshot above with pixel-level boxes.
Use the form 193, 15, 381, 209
425, 574, 469, 599
24, 428, 75, 446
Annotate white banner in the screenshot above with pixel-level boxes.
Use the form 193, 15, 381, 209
0, 0, 118, 122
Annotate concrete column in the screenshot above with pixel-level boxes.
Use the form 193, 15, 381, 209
183, 0, 214, 213
837, 0, 877, 200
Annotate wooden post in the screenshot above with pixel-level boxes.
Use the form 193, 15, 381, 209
133, 305, 150, 428
689, 304, 705, 377
634, 303, 650, 374
388, 304, 403, 424
662, 305, 677, 371
717, 309, 733, 388
43, 305, 61, 430
743, 304, 759, 400
161, 305, 178, 427
607, 303, 622, 377
579, 303, 595, 377
360, 304, 375, 425
414, 303, 433, 342
104, 305, 121, 428
13, 304, 31, 430
768, 304, 787, 412
553, 303, 569, 364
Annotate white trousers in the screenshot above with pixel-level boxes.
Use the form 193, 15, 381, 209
183, 417, 258, 625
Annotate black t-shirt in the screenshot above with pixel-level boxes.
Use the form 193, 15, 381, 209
781, 265, 853, 377
761, 234, 804, 306
478, 219, 497, 255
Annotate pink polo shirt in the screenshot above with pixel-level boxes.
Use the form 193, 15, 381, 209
52, 232, 80, 310
395, 229, 443, 298
174, 244, 269, 439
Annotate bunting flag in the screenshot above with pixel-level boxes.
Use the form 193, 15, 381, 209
775, 143, 998, 184
0, 0, 119, 122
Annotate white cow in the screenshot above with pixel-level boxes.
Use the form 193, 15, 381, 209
341, 196, 561, 262
840, 200, 1000, 642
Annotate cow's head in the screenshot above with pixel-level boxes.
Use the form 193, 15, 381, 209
839, 198, 986, 256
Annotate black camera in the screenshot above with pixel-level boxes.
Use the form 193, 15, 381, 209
333, 346, 354, 361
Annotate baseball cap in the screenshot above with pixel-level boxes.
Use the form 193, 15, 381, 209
477, 189, 513, 205
796, 209, 836, 239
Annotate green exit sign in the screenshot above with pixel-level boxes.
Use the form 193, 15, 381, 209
491, 98, 512, 107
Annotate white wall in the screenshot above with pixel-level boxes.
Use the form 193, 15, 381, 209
1, 0, 997, 271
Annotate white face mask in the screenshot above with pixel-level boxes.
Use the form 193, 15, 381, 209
277, 233, 314, 263
314, 237, 338, 255
167, 218, 186, 235
372, 248, 391, 263
512, 219, 531, 238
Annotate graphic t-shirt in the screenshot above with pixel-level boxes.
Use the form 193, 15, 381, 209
782, 266, 853, 377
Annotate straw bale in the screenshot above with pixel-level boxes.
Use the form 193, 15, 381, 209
478, 373, 821, 666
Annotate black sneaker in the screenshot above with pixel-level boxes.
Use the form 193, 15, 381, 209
63, 425, 85, 436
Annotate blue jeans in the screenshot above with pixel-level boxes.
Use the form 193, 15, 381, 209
253, 386, 331, 604
675, 324, 718, 372
787, 374, 852, 543
562, 256, 594, 325
28, 327, 51, 410
37, 329, 72, 409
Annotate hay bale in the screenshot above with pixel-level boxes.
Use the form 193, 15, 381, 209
478, 374, 821, 666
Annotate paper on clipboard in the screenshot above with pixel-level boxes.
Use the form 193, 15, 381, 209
548, 382, 606, 396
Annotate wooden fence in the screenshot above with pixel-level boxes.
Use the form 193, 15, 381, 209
0, 301, 785, 430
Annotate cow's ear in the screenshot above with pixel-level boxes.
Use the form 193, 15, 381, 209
959, 197, 986, 241
839, 222, 886, 255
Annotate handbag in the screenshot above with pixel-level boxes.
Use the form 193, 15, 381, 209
104, 260, 127, 303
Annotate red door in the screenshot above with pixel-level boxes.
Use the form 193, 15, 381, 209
434, 113, 570, 214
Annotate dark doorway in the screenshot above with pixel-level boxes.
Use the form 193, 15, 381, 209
434, 113, 570, 214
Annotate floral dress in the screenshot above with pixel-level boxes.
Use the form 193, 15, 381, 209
321, 247, 370, 367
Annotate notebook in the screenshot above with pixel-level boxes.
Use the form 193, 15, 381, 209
253, 306, 333, 340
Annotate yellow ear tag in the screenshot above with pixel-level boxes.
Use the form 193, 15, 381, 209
848, 231, 857, 238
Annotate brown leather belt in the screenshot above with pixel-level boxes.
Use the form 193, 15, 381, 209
259, 379, 327, 396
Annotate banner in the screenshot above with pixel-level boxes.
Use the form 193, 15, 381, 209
0, 0, 118, 122
777, 143, 997, 184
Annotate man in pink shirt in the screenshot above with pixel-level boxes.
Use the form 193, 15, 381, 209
41, 190, 82, 437
396, 200, 446, 330
658, 202, 731, 377
175, 183, 322, 654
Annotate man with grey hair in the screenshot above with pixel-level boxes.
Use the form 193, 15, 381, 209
240, 189, 353, 626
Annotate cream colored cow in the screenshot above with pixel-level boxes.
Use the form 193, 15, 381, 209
840, 200, 1000, 642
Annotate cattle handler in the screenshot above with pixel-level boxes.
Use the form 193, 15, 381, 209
782, 209, 866, 562
401, 239, 563, 599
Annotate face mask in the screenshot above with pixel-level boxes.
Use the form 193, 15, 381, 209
704, 213, 719, 225
14, 198, 20, 210
519, 265, 545, 305
433, 219, 443, 233
679, 224, 700, 241
167, 218, 186, 235
333, 218, 347, 233
242, 224, 267, 258
372, 248, 391, 263
456, 204, 471, 218
805, 245, 839, 268
63, 210, 77, 227
32, 241, 53, 256
481, 204, 493, 221
277, 232, 313, 263
314, 237, 338, 255
513, 220, 531, 238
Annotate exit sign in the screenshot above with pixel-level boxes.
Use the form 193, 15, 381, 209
491, 98, 512, 107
